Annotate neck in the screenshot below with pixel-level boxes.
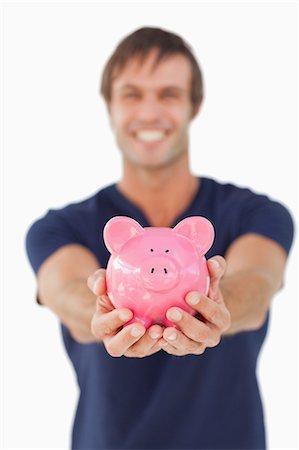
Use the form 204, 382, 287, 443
117, 153, 200, 227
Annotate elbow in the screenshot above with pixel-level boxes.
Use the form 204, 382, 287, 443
249, 307, 269, 331
250, 314, 267, 331
68, 326, 97, 345
249, 272, 277, 331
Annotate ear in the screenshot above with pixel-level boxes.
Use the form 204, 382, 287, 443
103, 216, 144, 254
173, 216, 214, 255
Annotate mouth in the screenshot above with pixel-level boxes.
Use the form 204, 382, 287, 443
134, 129, 169, 143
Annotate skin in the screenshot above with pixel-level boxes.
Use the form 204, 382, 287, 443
37, 48, 287, 357
88, 258, 230, 357
89, 49, 230, 356
108, 49, 201, 228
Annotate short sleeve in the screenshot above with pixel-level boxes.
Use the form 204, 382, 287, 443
25, 209, 84, 275
239, 195, 295, 255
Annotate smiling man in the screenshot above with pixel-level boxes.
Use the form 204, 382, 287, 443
108, 49, 196, 171
26, 28, 294, 450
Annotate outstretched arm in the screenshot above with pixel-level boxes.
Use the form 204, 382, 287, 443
37, 243, 164, 353
158, 233, 288, 355
221, 233, 287, 335
36, 244, 100, 343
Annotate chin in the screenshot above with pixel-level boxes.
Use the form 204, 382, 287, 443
119, 137, 185, 168
126, 151, 183, 170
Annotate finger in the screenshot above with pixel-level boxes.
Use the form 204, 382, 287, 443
185, 293, 229, 330
145, 347, 162, 357
104, 323, 146, 357
129, 343, 161, 358
162, 342, 206, 356
166, 307, 210, 343
207, 256, 226, 279
96, 294, 114, 312
146, 342, 163, 356
160, 329, 206, 356
91, 307, 133, 341
207, 256, 226, 299
124, 325, 164, 357
87, 268, 107, 296
136, 339, 164, 357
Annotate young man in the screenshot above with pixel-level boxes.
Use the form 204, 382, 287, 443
26, 27, 294, 449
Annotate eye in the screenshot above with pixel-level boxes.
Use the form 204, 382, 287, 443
123, 92, 140, 100
162, 93, 177, 100
161, 90, 181, 100
165, 249, 169, 253
150, 248, 154, 252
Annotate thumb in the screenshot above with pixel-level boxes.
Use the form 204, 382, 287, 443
207, 256, 226, 301
87, 268, 107, 296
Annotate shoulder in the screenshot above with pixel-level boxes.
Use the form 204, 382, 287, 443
202, 176, 292, 212
201, 176, 295, 255
25, 183, 116, 273
52, 183, 116, 219
29, 183, 116, 229
202, 176, 266, 202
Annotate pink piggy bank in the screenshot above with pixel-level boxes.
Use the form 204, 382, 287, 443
103, 215, 215, 329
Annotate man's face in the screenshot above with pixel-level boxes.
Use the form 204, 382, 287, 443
107, 49, 199, 170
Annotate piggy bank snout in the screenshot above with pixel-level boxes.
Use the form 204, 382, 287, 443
140, 256, 179, 292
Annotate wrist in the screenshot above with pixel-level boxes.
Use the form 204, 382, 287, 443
56, 279, 97, 341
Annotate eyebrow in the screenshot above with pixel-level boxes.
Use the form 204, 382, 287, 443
118, 84, 186, 93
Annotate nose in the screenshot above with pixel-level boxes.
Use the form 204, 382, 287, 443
141, 256, 179, 292
135, 96, 163, 122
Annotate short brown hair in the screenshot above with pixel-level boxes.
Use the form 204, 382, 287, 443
100, 27, 204, 111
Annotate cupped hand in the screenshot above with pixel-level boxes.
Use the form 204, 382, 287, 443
87, 269, 164, 358
158, 256, 231, 356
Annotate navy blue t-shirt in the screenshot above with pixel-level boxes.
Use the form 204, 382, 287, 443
26, 177, 294, 450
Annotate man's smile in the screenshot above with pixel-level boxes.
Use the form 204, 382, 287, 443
133, 129, 169, 143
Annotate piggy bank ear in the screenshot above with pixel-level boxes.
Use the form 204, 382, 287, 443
173, 216, 214, 255
103, 216, 144, 254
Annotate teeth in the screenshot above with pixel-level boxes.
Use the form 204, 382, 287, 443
136, 130, 166, 142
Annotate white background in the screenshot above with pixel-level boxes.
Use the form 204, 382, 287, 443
1, 1, 298, 449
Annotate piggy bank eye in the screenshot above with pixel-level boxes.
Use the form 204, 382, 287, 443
150, 248, 154, 252
165, 249, 169, 253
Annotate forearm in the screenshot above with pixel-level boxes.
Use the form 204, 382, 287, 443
41, 279, 97, 343
220, 268, 278, 335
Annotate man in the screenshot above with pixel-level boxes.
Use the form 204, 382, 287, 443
26, 27, 294, 449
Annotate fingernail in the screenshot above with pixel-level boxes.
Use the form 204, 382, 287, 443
169, 309, 182, 321
210, 259, 220, 269
131, 327, 142, 337
149, 331, 160, 339
187, 293, 200, 305
119, 311, 132, 322
166, 332, 177, 341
